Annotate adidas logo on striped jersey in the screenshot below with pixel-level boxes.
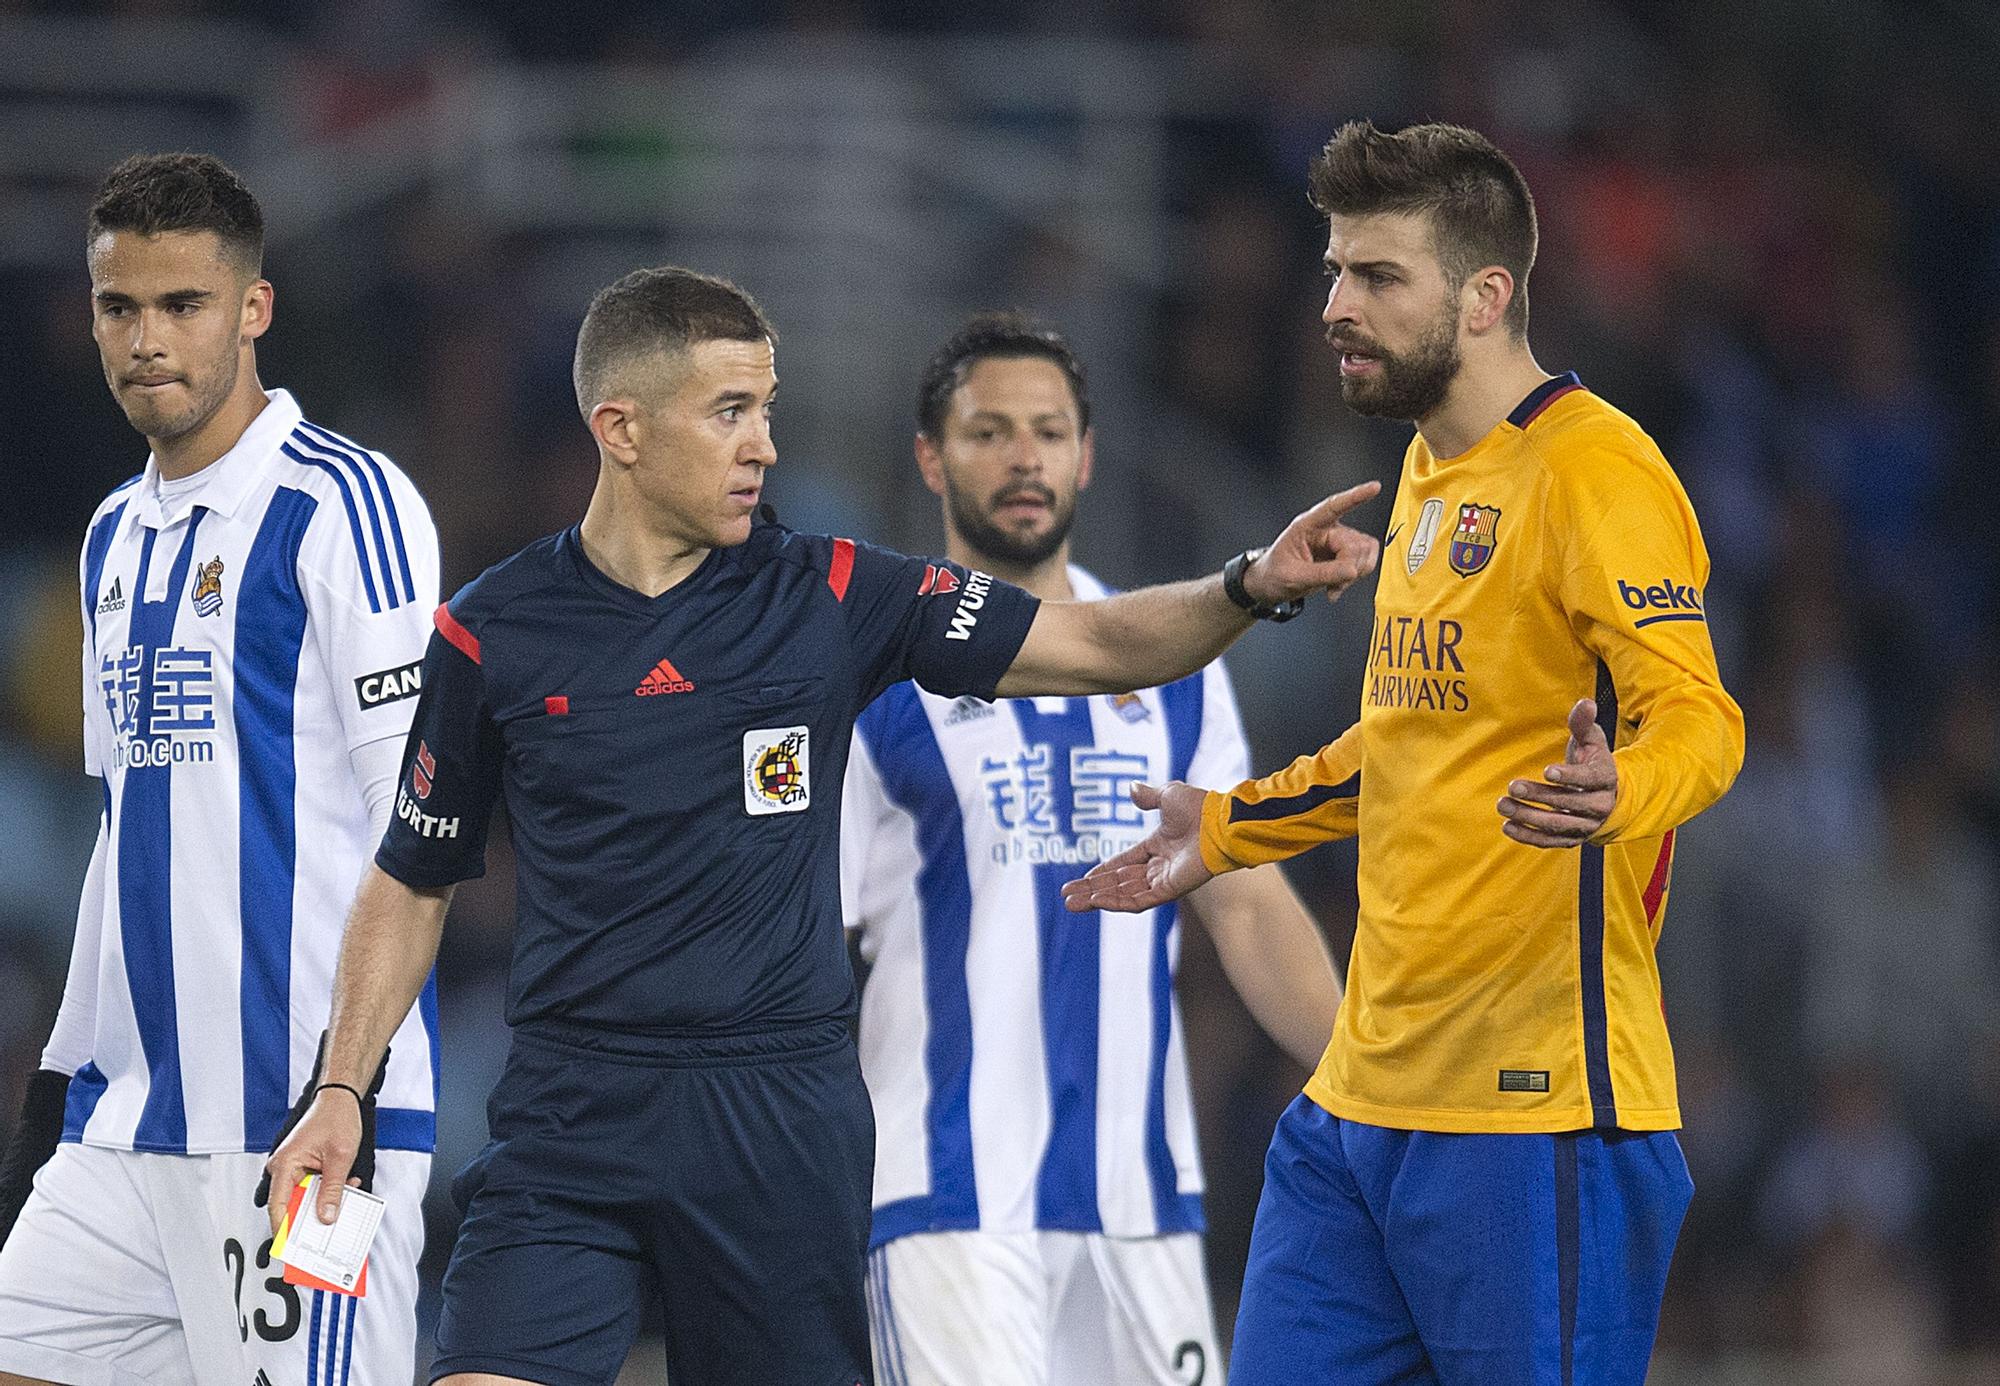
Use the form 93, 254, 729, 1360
942, 696, 994, 726
635, 657, 695, 696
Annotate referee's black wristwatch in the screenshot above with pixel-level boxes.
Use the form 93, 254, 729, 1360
1222, 548, 1305, 622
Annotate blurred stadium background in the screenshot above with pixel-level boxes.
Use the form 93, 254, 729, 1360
4, 1, 1998, 1381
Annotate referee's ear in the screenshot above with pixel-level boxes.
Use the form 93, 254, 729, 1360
588, 396, 643, 466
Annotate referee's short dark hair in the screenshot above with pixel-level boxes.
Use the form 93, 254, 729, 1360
1308, 121, 1538, 337
916, 312, 1091, 441
573, 266, 777, 416
87, 153, 265, 274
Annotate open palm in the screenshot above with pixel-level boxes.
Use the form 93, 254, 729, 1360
1061, 781, 1214, 913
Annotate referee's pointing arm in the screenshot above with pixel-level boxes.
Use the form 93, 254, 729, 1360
993, 481, 1381, 698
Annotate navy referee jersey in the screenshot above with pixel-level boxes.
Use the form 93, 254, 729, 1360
376, 515, 1040, 1033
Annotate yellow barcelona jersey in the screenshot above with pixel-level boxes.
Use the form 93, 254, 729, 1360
1200, 373, 1744, 1133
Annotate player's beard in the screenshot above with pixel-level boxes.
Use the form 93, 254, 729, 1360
112, 347, 240, 444
944, 475, 1076, 569
1334, 299, 1462, 423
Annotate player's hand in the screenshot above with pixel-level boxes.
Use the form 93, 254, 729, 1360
1497, 698, 1620, 848
1061, 782, 1214, 913
263, 1090, 363, 1236
0, 1068, 70, 1250
1243, 481, 1383, 606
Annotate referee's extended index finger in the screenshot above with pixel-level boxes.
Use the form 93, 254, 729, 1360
1303, 479, 1382, 525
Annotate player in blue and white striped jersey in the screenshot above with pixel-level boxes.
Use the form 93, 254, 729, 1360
842, 316, 1345, 1386
0, 155, 438, 1386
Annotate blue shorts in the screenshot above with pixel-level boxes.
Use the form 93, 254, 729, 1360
431, 1018, 874, 1386
1230, 1096, 1693, 1386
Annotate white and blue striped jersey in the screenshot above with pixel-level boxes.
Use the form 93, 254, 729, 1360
51, 389, 441, 1155
842, 567, 1250, 1245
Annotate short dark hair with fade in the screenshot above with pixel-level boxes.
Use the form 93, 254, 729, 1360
572, 266, 776, 416
1308, 120, 1538, 336
916, 312, 1091, 441
87, 153, 265, 272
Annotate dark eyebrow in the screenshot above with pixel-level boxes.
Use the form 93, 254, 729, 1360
964, 409, 1073, 427
1323, 257, 1404, 275
711, 387, 780, 410
94, 287, 217, 305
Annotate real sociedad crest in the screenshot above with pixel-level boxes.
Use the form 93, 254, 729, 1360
1105, 692, 1152, 724
1447, 504, 1501, 578
192, 557, 225, 617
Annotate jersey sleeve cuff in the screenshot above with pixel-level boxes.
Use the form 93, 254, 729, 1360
1197, 789, 1246, 875
374, 844, 483, 890
964, 592, 1043, 700
1590, 750, 1640, 843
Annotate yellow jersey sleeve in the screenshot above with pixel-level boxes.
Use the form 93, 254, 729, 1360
1198, 722, 1361, 873
1547, 442, 1746, 843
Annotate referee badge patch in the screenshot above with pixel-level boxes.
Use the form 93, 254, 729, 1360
743, 726, 810, 815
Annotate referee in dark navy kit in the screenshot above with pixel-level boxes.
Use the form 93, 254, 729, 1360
266, 266, 1382, 1386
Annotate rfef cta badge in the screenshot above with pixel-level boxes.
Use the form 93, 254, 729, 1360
743, 726, 810, 815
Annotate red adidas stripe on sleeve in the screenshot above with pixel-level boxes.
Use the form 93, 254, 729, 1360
434, 603, 481, 664
827, 537, 855, 602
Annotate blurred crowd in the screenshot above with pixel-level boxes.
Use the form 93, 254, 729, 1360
3, 1, 1998, 1377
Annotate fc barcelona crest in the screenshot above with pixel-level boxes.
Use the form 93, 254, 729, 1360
1448, 504, 1501, 578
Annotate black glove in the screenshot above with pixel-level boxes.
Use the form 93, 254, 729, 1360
0, 1068, 70, 1249
253, 1034, 389, 1208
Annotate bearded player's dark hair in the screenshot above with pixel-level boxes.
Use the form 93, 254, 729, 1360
916, 311, 1091, 440
1309, 121, 1538, 336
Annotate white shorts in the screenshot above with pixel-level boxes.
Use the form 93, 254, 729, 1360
867, 1229, 1223, 1386
0, 1142, 428, 1386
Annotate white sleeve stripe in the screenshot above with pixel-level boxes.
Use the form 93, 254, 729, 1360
279, 433, 400, 612
295, 419, 417, 604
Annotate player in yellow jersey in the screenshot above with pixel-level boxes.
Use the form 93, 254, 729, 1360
1064, 121, 1744, 1385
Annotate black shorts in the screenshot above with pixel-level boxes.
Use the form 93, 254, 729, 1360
430, 1017, 874, 1386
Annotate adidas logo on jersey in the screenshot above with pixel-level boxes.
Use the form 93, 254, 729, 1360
96, 577, 126, 615
636, 657, 695, 696
942, 696, 994, 726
